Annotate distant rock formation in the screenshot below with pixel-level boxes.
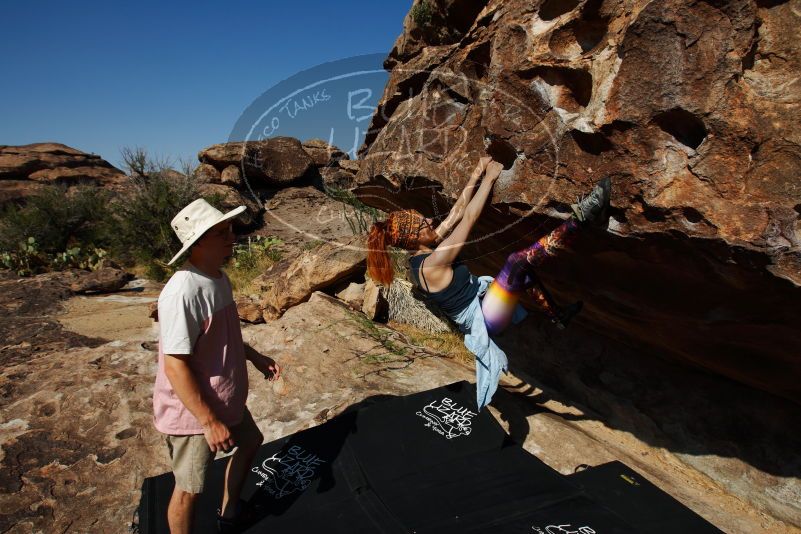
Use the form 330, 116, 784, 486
0, 143, 126, 203
198, 137, 361, 192
198, 137, 314, 187
354, 0, 801, 403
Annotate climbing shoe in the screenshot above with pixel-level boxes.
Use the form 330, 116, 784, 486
552, 300, 583, 330
571, 177, 611, 224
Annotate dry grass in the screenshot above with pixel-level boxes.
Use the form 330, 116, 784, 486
225, 254, 277, 296
388, 320, 474, 366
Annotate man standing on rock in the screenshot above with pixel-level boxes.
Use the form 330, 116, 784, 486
152, 198, 281, 534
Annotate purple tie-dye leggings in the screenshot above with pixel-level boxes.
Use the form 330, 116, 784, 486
481, 218, 579, 335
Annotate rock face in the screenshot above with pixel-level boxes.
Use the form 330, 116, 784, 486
0, 143, 126, 203
197, 183, 262, 227
301, 138, 349, 167
355, 0, 801, 404
198, 137, 314, 187
254, 235, 368, 319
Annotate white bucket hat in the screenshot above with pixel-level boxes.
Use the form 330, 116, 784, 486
168, 199, 246, 265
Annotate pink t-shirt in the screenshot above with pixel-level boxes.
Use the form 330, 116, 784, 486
152, 262, 248, 435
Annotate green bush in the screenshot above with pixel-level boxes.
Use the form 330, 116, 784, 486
411, 1, 433, 26
231, 235, 282, 271
0, 147, 245, 280
0, 185, 114, 254
0, 186, 116, 275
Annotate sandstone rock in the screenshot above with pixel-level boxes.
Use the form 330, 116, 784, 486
258, 186, 361, 252
362, 277, 388, 321
0, 179, 47, 204
255, 235, 367, 319
335, 281, 365, 309
198, 137, 314, 187
220, 165, 242, 187
3, 274, 799, 533
235, 295, 264, 324
197, 183, 262, 227
320, 166, 358, 190
0, 143, 126, 202
355, 0, 801, 405
194, 162, 221, 184
301, 138, 348, 167
69, 267, 133, 294
337, 159, 360, 174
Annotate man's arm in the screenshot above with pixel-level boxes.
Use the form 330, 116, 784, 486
434, 156, 492, 240
243, 344, 281, 381
163, 354, 234, 453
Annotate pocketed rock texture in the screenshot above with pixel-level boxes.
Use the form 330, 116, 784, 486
355, 0, 801, 403
0, 143, 126, 202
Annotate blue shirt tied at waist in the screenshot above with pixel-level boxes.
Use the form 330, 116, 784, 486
451, 275, 528, 411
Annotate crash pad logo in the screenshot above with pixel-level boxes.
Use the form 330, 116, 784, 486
416, 397, 477, 439
251, 445, 326, 499
531, 524, 596, 534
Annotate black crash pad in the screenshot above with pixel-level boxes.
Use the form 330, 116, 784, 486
135, 381, 720, 533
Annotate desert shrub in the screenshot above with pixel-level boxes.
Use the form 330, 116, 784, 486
225, 235, 283, 294
110, 148, 231, 280
324, 186, 385, 235
411, 1, 433, 26
0, 147, 242, 280
0, 186, 116, 275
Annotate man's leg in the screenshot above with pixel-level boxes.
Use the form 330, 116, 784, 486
166, 434, 214, 534
167, 489, 200, 534
220, 409, 264, 519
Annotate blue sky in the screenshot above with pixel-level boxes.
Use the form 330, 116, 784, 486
0, 1, 410, 168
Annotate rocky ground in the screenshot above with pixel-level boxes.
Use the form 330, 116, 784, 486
1, 260, 799, 532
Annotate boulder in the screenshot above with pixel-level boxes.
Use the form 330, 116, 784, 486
235, 295, 264, 324
259, 186, 361, 251
335, 281, 365, 309
0, 143, 126, 202
198, 137, 314, 187
361, 278, 388, 321
254, 235, 367, 319
320, 166, 358, 191
197, 183, 262, 227
337, 159, 360, 174
355, 0, 801, 405
220, 165, 242, 187
301, 139, 348, 167
194, 163, 221, 184
69, 267, 133, 294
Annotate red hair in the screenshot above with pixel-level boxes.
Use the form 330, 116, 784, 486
367, 210, 425, 286
367, 219, 394, 286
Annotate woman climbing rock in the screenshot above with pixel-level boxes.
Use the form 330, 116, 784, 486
366, 157, 611, 410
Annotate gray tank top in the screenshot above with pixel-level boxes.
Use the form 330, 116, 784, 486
408, 253, 479, 318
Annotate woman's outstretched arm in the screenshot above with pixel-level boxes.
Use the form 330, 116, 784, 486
434, 156, 492, 240
425, 161, 503, 271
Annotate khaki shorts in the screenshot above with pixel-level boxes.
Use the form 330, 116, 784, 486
166, 408, 263, 493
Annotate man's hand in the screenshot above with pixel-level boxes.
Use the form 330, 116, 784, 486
259, 356, 281, 381
484, 160, 504, 182
244, 344, 282, 381
203, 418, 235, 453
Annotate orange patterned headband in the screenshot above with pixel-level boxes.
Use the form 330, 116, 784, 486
389, 209, 425, 249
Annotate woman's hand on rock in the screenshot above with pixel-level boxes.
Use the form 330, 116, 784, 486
485, 161, 504, 182
472, 156, 493, 178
